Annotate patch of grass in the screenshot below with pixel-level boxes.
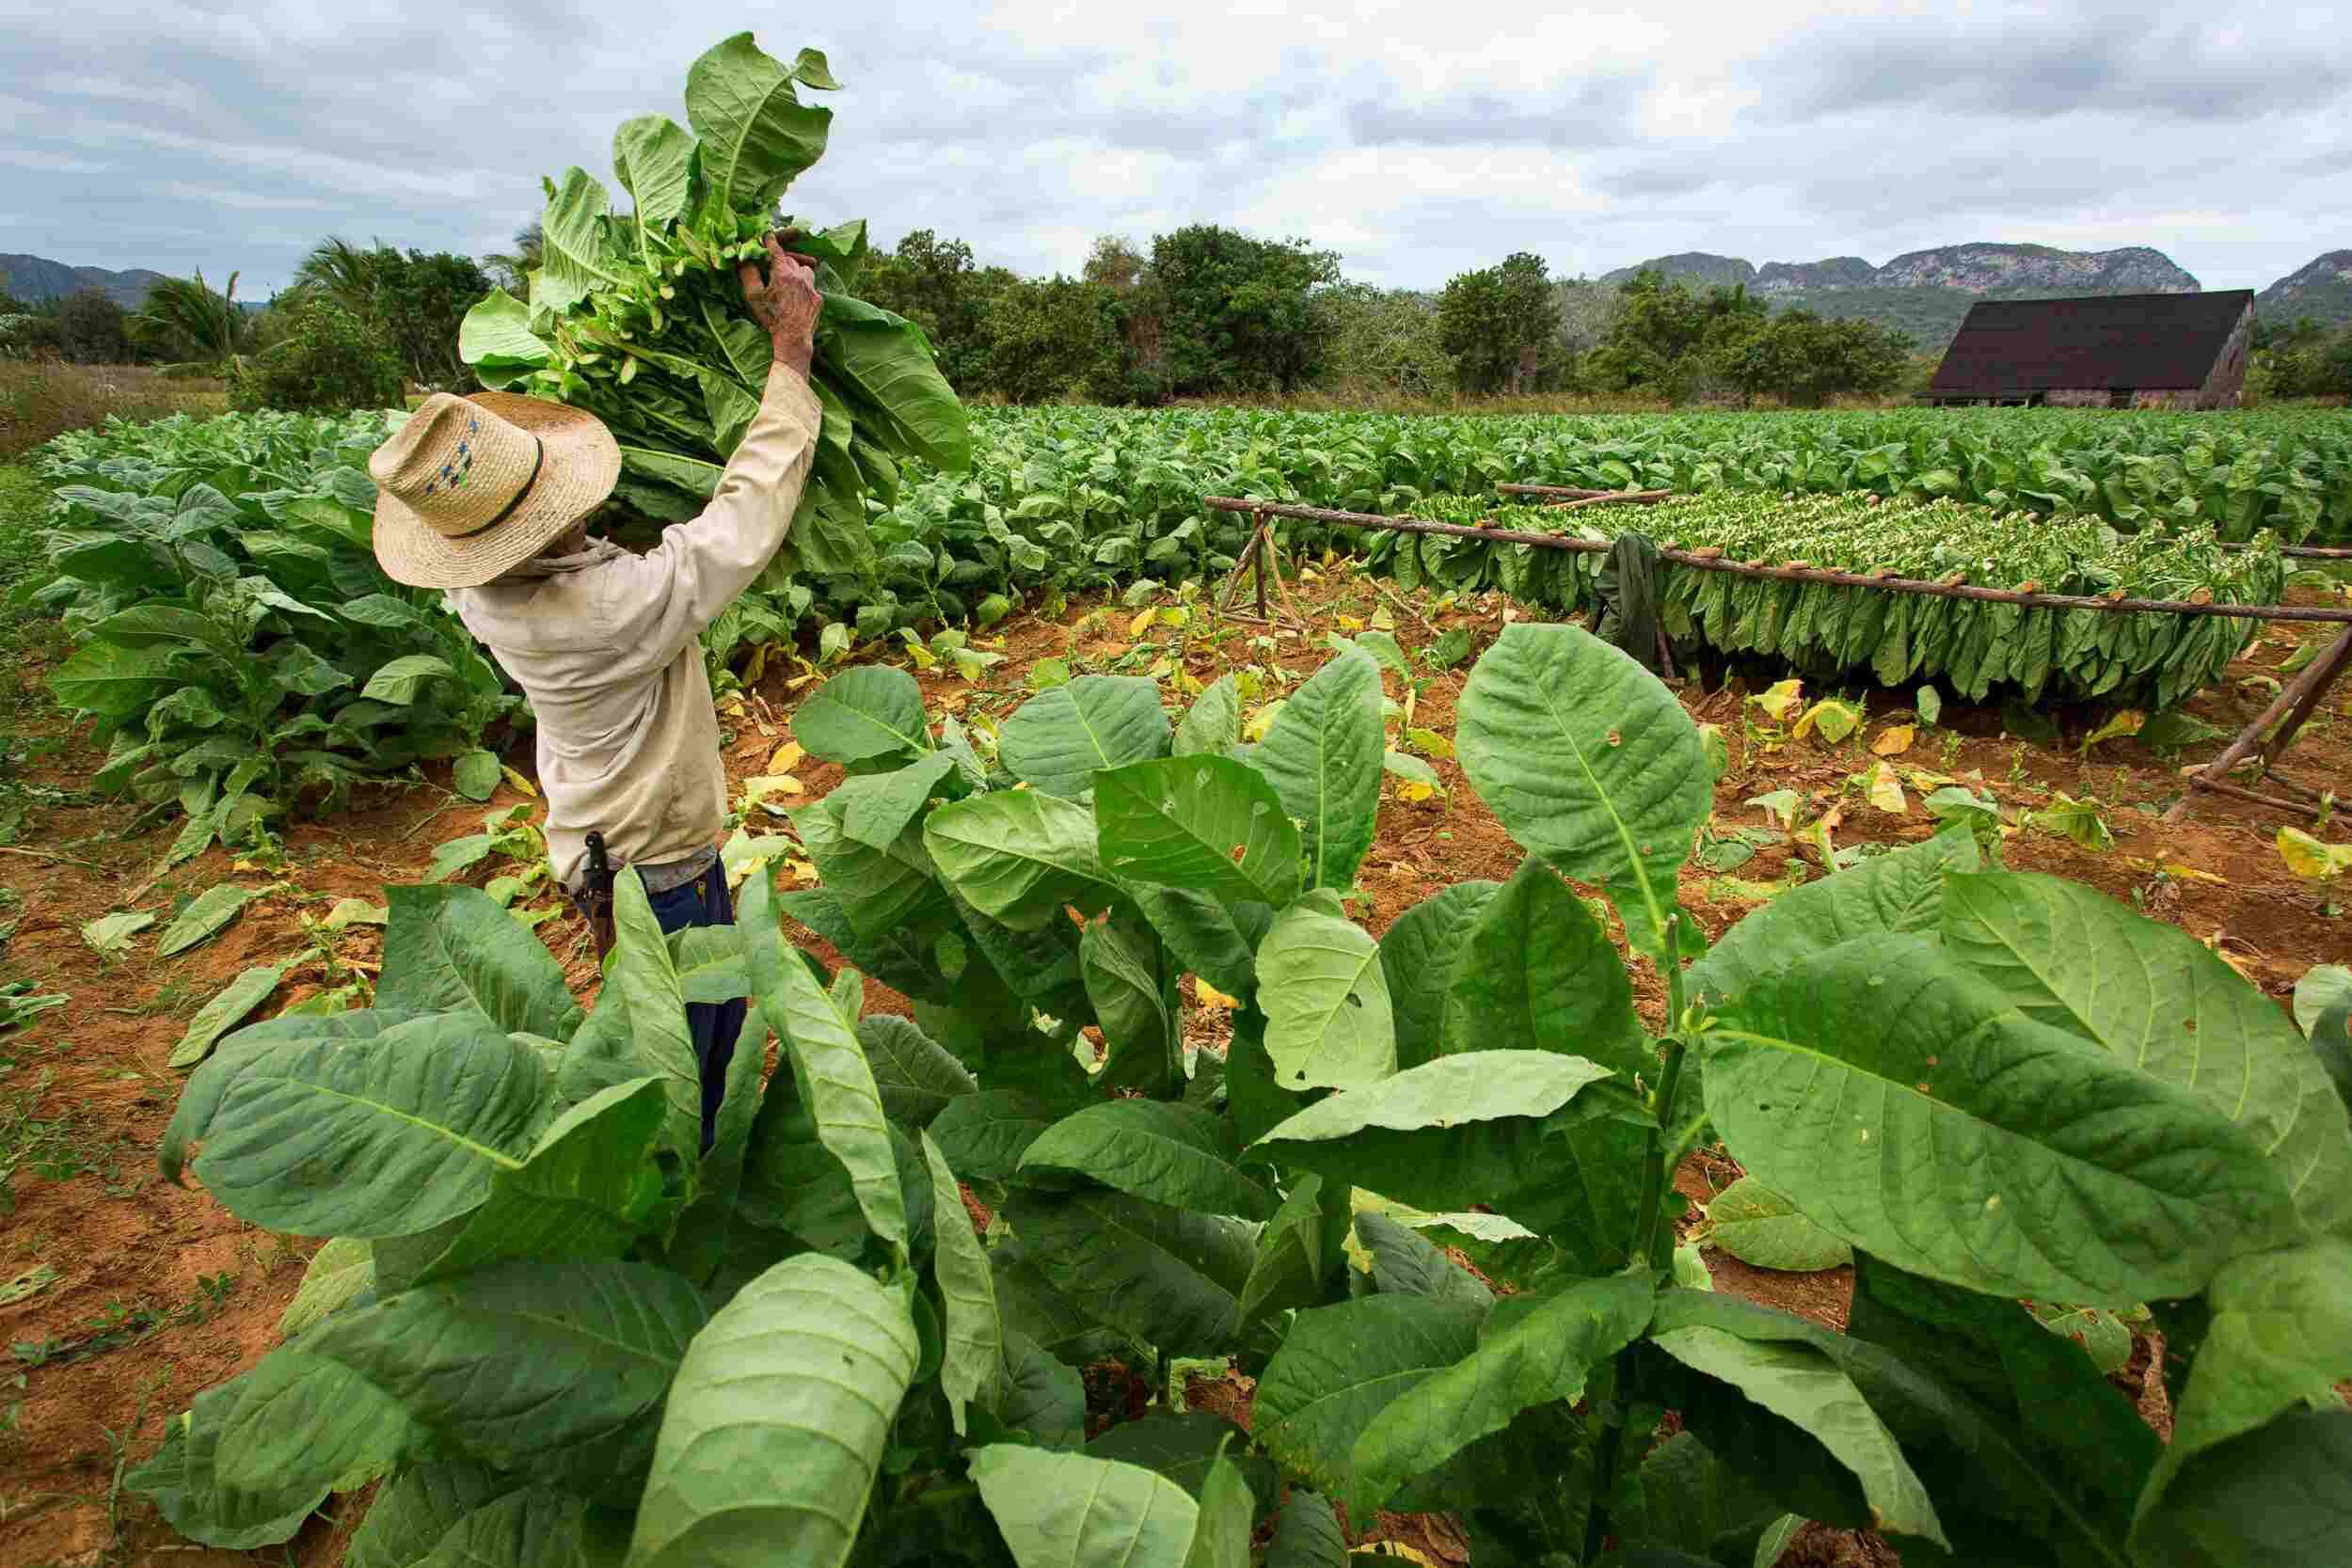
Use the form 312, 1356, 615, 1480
0, 466, 46, 595
0, 1074, 127, 1216
0, 362, 227, 463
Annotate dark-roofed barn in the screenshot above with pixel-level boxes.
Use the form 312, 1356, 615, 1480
1923, 291, 2255, 409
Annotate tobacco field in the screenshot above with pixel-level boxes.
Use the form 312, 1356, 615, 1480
8, 182, 2352, 1557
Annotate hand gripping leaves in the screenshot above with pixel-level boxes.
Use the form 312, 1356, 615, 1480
135, 630, 2352, 1568
458, 34, 971, 589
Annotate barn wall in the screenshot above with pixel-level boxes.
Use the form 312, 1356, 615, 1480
2197, 305, 2254, 409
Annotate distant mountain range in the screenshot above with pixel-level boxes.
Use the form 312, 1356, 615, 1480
0, 254, 171, 309
2257, 251, 2352, 329
1597, 242, 2348, 347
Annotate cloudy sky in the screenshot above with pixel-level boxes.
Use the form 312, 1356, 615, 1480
3, 0, 2345, 298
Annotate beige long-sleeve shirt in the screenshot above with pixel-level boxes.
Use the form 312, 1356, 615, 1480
450, 365, 823, 890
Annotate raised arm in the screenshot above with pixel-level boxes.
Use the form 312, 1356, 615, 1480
596, 239, 826, 669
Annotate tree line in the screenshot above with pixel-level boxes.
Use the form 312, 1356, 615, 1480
852, 230, 1921, 407
11, 222, 2347, 413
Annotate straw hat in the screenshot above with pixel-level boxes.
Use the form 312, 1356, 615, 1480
368, 392, 620, 589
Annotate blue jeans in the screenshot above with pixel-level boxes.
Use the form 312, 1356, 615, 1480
644, 861, 745, 1153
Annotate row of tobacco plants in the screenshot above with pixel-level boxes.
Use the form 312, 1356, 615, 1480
142, 626, 2350, 1567
32, 400, 2326, 837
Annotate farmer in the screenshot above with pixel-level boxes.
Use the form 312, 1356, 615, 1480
364, 236, 823, 1151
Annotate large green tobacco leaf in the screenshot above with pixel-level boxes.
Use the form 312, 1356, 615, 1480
414, 1078, 669, 1283
1456, 624, 1710, 962
1094, 754, 1302, 909
381, 885, 584, 1041
307, 1259, 708, 1490
1620, 1433, 1790, 1567
1698, 1177, 1853, 1273
1353, 1274, 1652, 1513
969, 1445, 1201, 1568
1004, 1189, 1255, 1354
2131, 1406, 2352, 1568
1248, 647, 1383, 891
535, 166, 629, 313
1021, 1101, 1274, 1221
1083, 911, 1180, 1096
857, 1015, 976, 1127
124, 1378, 330, 1549
629, 1254, 918, 1568
1264, 1490, 1346, 1568
1378, 880, 1501, 1070
1235, 1174, 1342, 1331
792, 666, 930, 765
682, 31, 834, 217
1000, 1328, 1088, 1449
595, 875, 704, 1157
1255, 1051, 1614, 1213
1133, 885, 1266, 1001
1687, 828, 1979, 1010
1703, 932, 2299, 1304
1174, 673, 1242, 758
1255, 891, 1396, 1091
1352, 1212, 1494, 1318
415, 1485, 628, 1567
924, 790, 1113, 931
819, 298, 973, 472
160, 1011, 544, 1238
611, 113, 695, 230
1183, 1452, 1257, 1568
1438, 857, 1645, 1070
1084, 1414, 1266, 1508
346, 1459, 521, 1568
834, 752, 961, 849
740, 869, 907, 1259
2134, 1239, 2352, 1544
918, 1132, 1004, 1433
1939, 871, 2352, 1236
929, 1087, 1074, 1183
791, 797, 952, 938
213, 1346, 420, 1501
1253, 1294, 1483, 1509
999, 674, 1171, 798
1648, 1323, 1947, 1551
52, 640, 178, 718
278, 1236, 373, 1338
1843, 1256, 2156, 1544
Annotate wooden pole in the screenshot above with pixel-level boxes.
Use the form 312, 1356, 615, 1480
2164, 625, 2352, 824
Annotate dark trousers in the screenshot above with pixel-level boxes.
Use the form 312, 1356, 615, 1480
644, 861, 745, 1153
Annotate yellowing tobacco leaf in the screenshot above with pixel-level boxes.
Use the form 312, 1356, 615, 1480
1748, 678, 1804, 721
2030, 792, 2115, 854
1243, 700, 1286, 742
1871, 724, 1915, 756
1398, 780, 1438, 803
1174, 669, 1205, 696
1159, 607, 1188, 628
1195, 977, 1240, 1009
767, 741, 804, 775
1697, 722, 1729, 779
2278, 827, 2352, 880
1127, 607, 1159, 640
1335, 614, 1365, 632
1867, 762, 1908, 815
1794, 699, 1863, 743
2080, 709, 2146, 753
1404, 726, 1454, 759
500, 766, 540, 799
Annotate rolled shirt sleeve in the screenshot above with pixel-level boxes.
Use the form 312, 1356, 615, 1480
592, 364, 824, 676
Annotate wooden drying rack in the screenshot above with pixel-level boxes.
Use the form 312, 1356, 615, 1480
1201, 486, 2350, 822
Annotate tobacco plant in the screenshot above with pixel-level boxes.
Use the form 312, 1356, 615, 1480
135, 618, 2345, 1568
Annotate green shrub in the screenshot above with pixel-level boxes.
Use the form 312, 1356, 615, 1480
230, 301, 401, 415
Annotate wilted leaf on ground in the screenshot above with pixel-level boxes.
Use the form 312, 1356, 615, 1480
2029, 793, 2114, 854
1794, 699, 1862, 743
1871, 724, 1915, 757
82, 910, 156, 958
1866, 763, 1908, 815
156, 883, 262, 958
171, 964, 287, 1069
1747, 679, 1804, 721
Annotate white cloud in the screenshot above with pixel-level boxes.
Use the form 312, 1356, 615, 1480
0, 0, 2344, 294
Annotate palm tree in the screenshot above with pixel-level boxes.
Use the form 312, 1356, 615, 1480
483, 222, 544, 295
293, 236, 385, 323
129, 269, 251, 373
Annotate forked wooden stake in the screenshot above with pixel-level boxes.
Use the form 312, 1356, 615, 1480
1215, 509, 1310, 631
2167, 624, 2352, 823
